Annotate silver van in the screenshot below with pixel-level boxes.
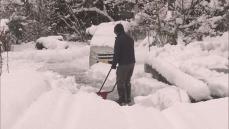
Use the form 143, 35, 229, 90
89, 46, 113, 66
89, 21, 130, 67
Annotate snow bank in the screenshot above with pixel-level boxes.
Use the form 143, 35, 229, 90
135, 86, 190, 110
44, 71, 79, 93
36, 36, 69, 49
1, 61, 81, 129
2, 38, 228, 129
163, 97, 228, 129
11, 90, 174, 129
1, 69, 51, 129
9, 86, 228, 129
88, 63, 162, 95
146, 56, 211, 101
132, 76, 167, 96
90, 21, 130, 47
180, 65, 228, 97
146, 33, 228, 99
205, 75, 228, 97
87, 63, 191, 109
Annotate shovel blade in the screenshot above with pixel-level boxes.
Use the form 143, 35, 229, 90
96, 92, 109, 99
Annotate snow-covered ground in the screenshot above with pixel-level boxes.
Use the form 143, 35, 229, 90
1, 28, 228, 129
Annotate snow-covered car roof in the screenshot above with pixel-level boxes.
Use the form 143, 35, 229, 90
89, 21, 130, 48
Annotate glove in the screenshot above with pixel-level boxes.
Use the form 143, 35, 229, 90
111, 64, 116, 69
108, 60, 113, 64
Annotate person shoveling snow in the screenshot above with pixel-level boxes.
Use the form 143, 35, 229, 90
110, 23, 136, 106
97, 23, 135, 106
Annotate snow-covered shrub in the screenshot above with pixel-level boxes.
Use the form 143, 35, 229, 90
35, 36, 69, 50
134, 0, 228, 44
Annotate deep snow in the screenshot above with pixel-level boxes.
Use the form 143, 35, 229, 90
1, 31, 228, 129
146, 33, 228, 99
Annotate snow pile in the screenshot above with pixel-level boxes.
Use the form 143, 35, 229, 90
163, 97, 228, 129
90, 21, 131, 47
180, 64, 228, 97
146, 33, 228, 99
135, 86, 190, 110
6, 83, 228, 129
88, 63, 191, 109
132, 76, 166, 96
146, 57, 211, 101
131, 64, 169, 97
1, 62, 81, 129
44, 71, 79, 93
10, 90, 174, 129
36, 36, 69, 49
1, 69, 51, 129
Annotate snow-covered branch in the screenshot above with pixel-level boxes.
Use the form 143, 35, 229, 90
73, 7, 114, 21
179, 15, 224, 29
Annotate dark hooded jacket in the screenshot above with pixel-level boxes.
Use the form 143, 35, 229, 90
112, 31, 136, 66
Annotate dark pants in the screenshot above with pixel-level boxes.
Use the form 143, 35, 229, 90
116, 63, 135, 103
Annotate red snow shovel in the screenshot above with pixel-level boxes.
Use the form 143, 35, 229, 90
96, 68, 117, 99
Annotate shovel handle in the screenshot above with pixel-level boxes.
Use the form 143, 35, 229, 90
108, 82, 117, 93
98, 68, 112, 92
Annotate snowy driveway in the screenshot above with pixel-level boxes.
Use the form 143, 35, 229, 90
1, 43, 228, 129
